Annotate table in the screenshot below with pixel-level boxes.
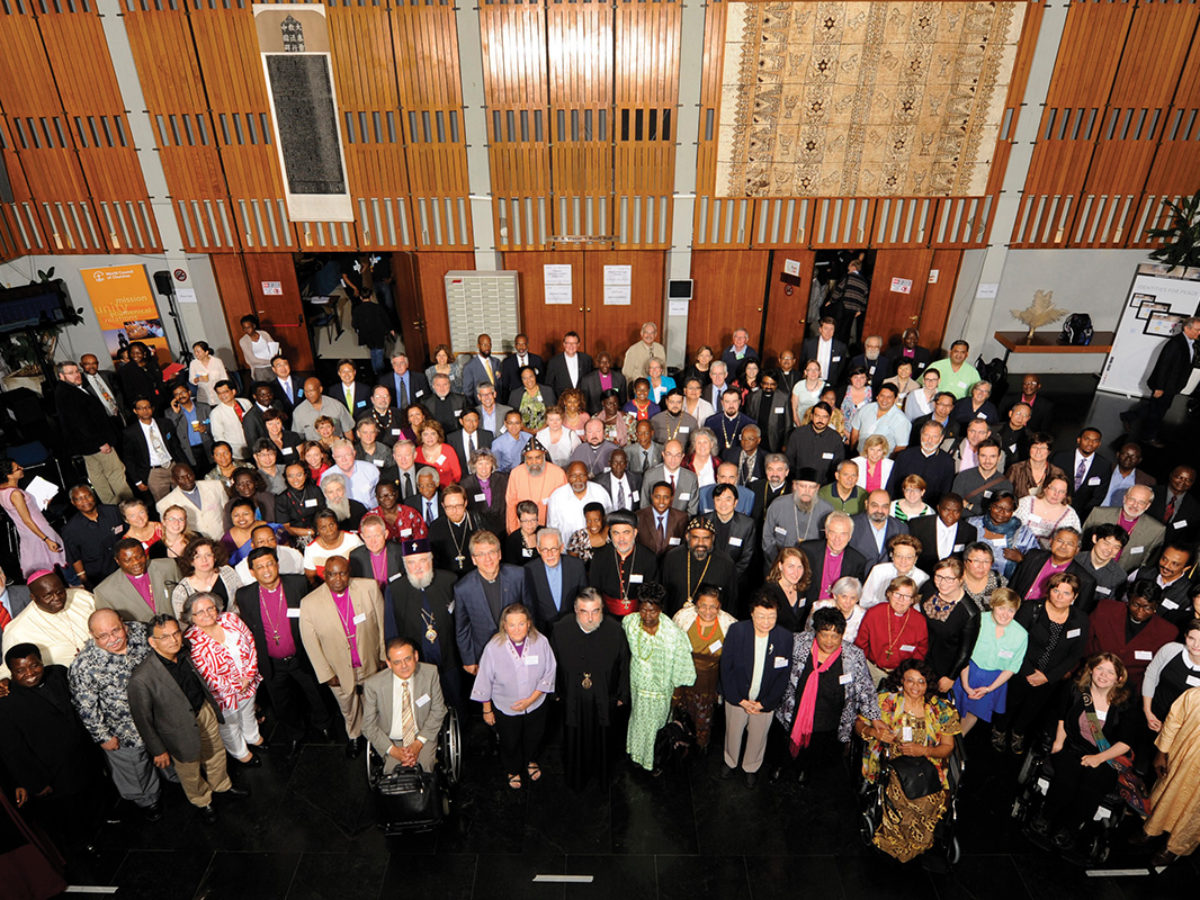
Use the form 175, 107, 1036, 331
994, 330, 1115, 365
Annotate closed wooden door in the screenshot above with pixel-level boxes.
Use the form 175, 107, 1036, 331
505, 250, 586, 360
580, 250, 665, 359
860, 248, 961, 352
687, 249, 772, 359
762, 250, 816, 364
212, 252, 314, 371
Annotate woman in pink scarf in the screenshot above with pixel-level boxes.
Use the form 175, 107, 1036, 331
769, 607, 882, 784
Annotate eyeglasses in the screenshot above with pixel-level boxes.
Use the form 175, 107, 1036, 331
933, 573, 959, 582
891, 593, 915, 601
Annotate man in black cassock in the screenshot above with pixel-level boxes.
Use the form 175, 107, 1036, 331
661, 516, 738, 616
587, 509, 658, 618
382, 537, 463, 708
550, 587, 630, 791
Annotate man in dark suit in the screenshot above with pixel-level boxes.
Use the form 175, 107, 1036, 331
55, 359, 132, 505
799, 512, 867, 607
1051, 427, 1113, 520
1002, 374, 1054, 434
1008, 527, 1097, 613
800, 318, 849, 386
498, 333, 544, 401
723, 424, 767, 484
883, 328, 932, 377
784, 402, 845, 484
428, 486, 478, 577
580, 351, 627, 413
524, 528, 587, 632
453, 531, 530, 670
748, 453, 792, 522
238, 383, 284, 454
1124, 315, 1200, 445
128, 614, 246, 822
709, 484, 758, 582
889, 421, 957, 504
907, 493, 978, 572
378, 350, 431, 411
237, 548, 333, 757
636, 481, 689, 556
1148, 465, 1199, 543
849, 335, 893, 394
422, 373, 469, 434
349, 515, 405, 584
327, 360, 375, 419
544, 331, 594, 397
848, 490, 910, 569
267, 355, 314, 426
381, 539, 462, 707
592, 448, 641, 510
121, 397, 185, 504
911, 392, 961, 449
78, 353, 126, 425
447, 409, 493, 476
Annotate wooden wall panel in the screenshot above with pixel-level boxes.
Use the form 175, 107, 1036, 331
581, 249, 665, 359
687, 249, 770, 356
762, 250, 815, 362
863, 249, 934, 347
504, 250, 586, 358
241, 253, 313, 370
919, 249, 962, 354
413, 250, 477, 358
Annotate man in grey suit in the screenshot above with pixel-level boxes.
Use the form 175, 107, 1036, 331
848, 490, 910, 569
639, 439, 699, 514
128, 614, 247, 822
362, 637, 447, 773
461, 334, 504, 404
474, 382, 512, 439
94, 539, 180, 623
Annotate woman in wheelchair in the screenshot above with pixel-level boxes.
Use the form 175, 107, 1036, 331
859, 659, 961, 863
1025, 653, 1135, 854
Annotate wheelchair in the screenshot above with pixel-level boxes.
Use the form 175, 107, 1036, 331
858, 732, 967, 867
365, 707, 462, 835
1009, 732, 1125, 864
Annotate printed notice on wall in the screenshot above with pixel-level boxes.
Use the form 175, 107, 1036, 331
783, 258, 802, 277
543, 264, 573, 304
890, 277, 913, 294
262, 281, 283, 295
603, 264, 632, 305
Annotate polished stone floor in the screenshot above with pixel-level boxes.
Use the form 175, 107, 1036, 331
56, 375, 1200, 898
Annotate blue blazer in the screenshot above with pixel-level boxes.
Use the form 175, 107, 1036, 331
453, 564, 530, 666
719, 621, 794, 712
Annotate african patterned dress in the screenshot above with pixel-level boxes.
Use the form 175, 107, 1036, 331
623, 611, 696, 770
671, 607, 737, 749
862, 691, 961, 863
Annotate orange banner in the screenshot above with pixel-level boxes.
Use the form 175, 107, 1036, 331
81, 265, 171, 365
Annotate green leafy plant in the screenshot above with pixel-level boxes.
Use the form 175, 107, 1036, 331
1146, 190, 1200, 268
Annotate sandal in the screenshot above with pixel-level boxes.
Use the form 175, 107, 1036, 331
507, 773, 522, 790
526, 763, 542, 782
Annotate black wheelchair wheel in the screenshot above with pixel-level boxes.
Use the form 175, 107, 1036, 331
439, 707, 463, 786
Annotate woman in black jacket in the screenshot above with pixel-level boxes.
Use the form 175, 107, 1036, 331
919, 557, 979, 694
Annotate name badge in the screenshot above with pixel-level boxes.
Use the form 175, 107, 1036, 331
372, 459, 384, 467
774, 656, 788, 668
436, 455, 446, 465
1008, 443, 1016, 453
774, 526, 787, 536
838, 673, 853, 685
113, 524, 125, 533
540, 498, 548, 505
679, 492, 691, 500
304, 498, 318, 508
953, 543, 965, 553
832, 355, 842, 362
900, 644, 916, 652
415, 390, 425, 398
774, 407, 785, 415
822, 452, 834, 460
453, 410, 462, 417
282, 447, 294, 455
287, 608, 301, 619
470, 493, 485, 503
1188, 675, 1200, 688
296, 388, 304, 398
416, 693, 430, 707
679, 426, 690, 434
902, 726, 913, 742
388, 572, 402, 582
668, 537, 680, 545
1162, 599, 1179, 610
709, 640, 722, 652
630, 574, 644, 584
353, 613, 367, 625
983, 490, 993, 498
632, 491, 640, 502
392, 429, 402, 436
1087, 476, 1100, 486
356, 400, 366, 408
401, 529, 412, 537
522, 548, 535, 557
1174, 519, 1189, 529
1134, 650, 1153, 661
447, 601, 454, 614
998, 650, 1014, 659
523, 655, 539, 666
1066, 628, 1081, 639
1096, 586, 1111, 595
1130, 545, 1145, 554
730, 537, 743, 547
976, 412, 986, 419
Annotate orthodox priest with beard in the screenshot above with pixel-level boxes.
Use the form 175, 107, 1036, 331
550, 587, 630, 790
382, 537, 463, 707
661, 516, 738, 616
587, 509, 658, 617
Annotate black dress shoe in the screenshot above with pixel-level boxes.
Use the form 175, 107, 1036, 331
346, 738, 362, 759
253, 739, 270, 752
142, 802, 163, 823
283, 739, 302, 761
767, 766, 784, 784
199, 805, 217, 824
744, 772, 758, 789
231, 754, 262, 768
718, 764, 736, 780
219, 786, 251, 799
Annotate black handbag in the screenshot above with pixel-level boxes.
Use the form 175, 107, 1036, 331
889, 755, 942, 800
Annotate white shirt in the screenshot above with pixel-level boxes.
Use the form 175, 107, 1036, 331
547, 482, 613, 538
609, 474, 635, 508
817, 338, 833, 380
684, 398, 715, 423
936, 517, 956, 559
1073, 450, 1095, 483
141, 420, 173, 467
565, 353, 579, 386
235, 546, 304, 586
748, 632, 768, 702
1104, 469, 1137, 506
389, 674, 417, 742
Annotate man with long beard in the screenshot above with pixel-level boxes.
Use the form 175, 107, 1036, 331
551, 587, 630, 790
504, 440, 567, 532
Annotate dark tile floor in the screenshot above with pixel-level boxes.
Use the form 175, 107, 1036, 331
56, 376, 1200, 898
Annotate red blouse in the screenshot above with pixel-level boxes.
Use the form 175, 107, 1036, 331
187, 612, 262, 709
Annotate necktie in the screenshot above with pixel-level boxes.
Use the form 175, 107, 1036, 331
400, 680, 417, 746
470, 433, 477, 455
403, 473, 413, 496
148, 425, 169, 465
617, 481, 626, 508
741, 456, 752, 485
425, 499, 434, 522
670, 473, 676, 492
1075, 458, 1087, 490
0, 602, 11, 629
659, 515, 667, 543
346, 386, 354, 409
398, 377, 408, 409
91, 378, 117, 415
1165, 494, 1177, 522
485, 362, 495, 385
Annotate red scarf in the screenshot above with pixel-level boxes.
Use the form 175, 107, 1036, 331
790, 644, 842, 755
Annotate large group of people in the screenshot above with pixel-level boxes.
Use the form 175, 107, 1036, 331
1, 316, 1199, 877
